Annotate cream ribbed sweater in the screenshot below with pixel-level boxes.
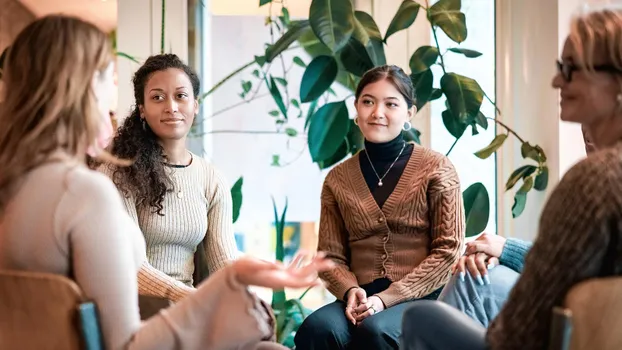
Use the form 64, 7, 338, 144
99, 154, 239, 302
318, 144, 465, 307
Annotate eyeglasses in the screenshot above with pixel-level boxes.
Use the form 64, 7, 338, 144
556, 60, 621, 82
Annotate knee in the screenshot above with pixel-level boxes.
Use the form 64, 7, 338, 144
355, 319, 385, 341
296, 312, 331, 339
402, 300, 440, 334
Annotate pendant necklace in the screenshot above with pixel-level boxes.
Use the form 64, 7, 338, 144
364, 142, 406, 187
164, 152, 193, 198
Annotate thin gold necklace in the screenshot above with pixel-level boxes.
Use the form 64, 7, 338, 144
364, 142, 406, 187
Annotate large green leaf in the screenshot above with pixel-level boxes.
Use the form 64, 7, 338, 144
505, 165, 537, 191
534, 166, 549, 191
354, 11, 386, 66
304, 99, 320, 131
308, 101, 351, 162
231, 177, 243, 224
440, 73, 484, 122
318, 139, 349, 169
347, 121, 365, 154
410, 69, 434, 111
442, 109, 467, 139
384, 0, 421, 42
259, 0, 272, 6
474, 134, 507, 159
429, 0, 467, 43
340, 37, 374, 77
512, 192, 527, 218
266, 20, 310, 62
309, 0, 356, 53
521, 142, 547, 163
354, 11, 382, 40
448, 47, 482, 58
300, 56, 338, 103
462, 182, 489, 237
409, 46, 439, 74
266, 76, 288, 116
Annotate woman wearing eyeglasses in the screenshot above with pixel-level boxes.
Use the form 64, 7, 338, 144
401, 6, 622, 350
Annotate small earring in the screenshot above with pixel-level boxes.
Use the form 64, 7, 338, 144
354, 117, 359, 126
141, 118, 147, 131
403, 121, 412, 131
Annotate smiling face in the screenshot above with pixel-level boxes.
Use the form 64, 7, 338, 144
139, 68, 198, 141
551, 38, 620, 125
354, 78, 413, 143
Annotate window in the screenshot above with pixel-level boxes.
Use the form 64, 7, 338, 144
429, 0, 497, 235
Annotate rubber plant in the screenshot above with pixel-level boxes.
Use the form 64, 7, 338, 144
197, 0, 549, 235
271, 197, 314, 347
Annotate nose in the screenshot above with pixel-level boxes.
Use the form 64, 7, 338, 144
372, 105, 385, 118
164, 98, 179, 114
551, 71, 565, 89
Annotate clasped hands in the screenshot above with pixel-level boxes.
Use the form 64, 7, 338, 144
452, 233, 507, 285
344, 287, 385, 325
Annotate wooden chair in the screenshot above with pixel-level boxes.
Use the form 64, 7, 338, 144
549, 277, 622, 350
0, 270, 103, 350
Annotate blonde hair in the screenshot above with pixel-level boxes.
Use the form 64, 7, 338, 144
569, 5, 622, 72
0, 15, 114, 211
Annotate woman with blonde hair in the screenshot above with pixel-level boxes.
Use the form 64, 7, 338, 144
0, 15, 332, 350
402, 5, 622, 349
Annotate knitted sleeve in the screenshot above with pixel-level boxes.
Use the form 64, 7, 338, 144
377, 156, 465, 307
203, 165, 239, 275
487, 155, 615, 350
317, 175, 360, 300
499, 238, 532, 273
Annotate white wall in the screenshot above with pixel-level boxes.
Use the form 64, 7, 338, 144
116, 0, 188, 120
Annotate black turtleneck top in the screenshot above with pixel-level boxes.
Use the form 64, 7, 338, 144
359, 134, 414, 208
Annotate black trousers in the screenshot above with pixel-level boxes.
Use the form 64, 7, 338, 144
294, 278, 442, 350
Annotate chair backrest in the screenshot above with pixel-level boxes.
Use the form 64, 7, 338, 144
549, 277, 622, 350
0, 270, 103, 350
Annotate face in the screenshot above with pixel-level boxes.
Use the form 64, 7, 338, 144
140, 68, 198, 141
354, 78, 413, 143
552, 38, 620, 124
89, 61, 116, 155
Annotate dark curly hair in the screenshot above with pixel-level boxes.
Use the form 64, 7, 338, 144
109, 54, 200, 215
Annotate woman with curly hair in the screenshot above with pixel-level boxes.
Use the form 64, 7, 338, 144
100, 54, 239, 303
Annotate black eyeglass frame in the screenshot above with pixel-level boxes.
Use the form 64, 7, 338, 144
557, 60, 622, 82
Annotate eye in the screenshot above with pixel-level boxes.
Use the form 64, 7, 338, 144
151, 95, 164, 101
177, 93, 189, 99
387, 102, 398, 108
362, 99, 374, 106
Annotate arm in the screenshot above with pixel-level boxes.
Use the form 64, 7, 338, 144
317, 179, 359, 300
486, 159, 613, 350
66, 172, 271, 350
377, 156, 464, 307
203, 167, 239, 275
499, 238, 532, 273
97, 164, 194, 302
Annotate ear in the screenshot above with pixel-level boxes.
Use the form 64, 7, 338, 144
194, 99, 199, 115
408, 106, 417, 119
138, 105, 145, 118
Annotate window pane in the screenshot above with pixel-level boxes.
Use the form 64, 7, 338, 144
429, 0, 497, 234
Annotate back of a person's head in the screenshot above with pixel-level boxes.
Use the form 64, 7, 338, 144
0, 15, 112, 211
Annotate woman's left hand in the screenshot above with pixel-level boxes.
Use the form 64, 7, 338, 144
353, 295, 385, 323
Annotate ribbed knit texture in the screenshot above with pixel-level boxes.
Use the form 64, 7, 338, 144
99, 154, 239, 302
487, 143, 622, 350
318, 143, 465, 307
499, 238, 532, 273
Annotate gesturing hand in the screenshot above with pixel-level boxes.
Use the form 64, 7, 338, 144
344, 287, 367, 325
232, 251, 334, 290
353, 295, 385, 323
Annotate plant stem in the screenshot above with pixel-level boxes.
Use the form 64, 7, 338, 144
298, 286, 313, 300
483, 93, 526, 144
199, 60, 256, 101
161, 0, 166, 54
205, 93, 271, 119
446, 137, 459, 156
431, 26, 446, 73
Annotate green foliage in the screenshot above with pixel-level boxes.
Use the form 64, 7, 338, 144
231, 177, 243, 223
196, 0, 550, 240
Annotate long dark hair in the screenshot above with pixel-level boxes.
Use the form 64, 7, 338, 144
109, 54, 200, 215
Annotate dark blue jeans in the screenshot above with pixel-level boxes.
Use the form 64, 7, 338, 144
294, 278, 441, 350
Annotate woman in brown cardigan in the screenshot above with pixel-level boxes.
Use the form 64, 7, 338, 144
294, 65, 465, 350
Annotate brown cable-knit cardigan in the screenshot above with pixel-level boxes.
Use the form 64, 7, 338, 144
318, 143, 465, 307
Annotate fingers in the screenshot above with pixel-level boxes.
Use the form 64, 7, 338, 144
488, 257, 499, 269
355, 309, 372, 322
465, 255, 485, 286
353, 302, 369, 315
355, 289, 367, 304
466, 242, 491, 256
344, 305, 357, 325
474, 253, 489, 282
454, 256, 466, 281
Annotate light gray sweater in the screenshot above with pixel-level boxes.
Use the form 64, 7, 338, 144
0, 158, 270, 349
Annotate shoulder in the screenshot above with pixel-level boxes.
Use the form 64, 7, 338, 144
414, 144, 457, 172
324, 153, 359, 185
62, 164, 123, 205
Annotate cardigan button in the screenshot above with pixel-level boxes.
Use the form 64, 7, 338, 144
380, 269, 386, 275
382, 235, 389, 242
382, 254, 387, 259
378, 217, 385, 223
